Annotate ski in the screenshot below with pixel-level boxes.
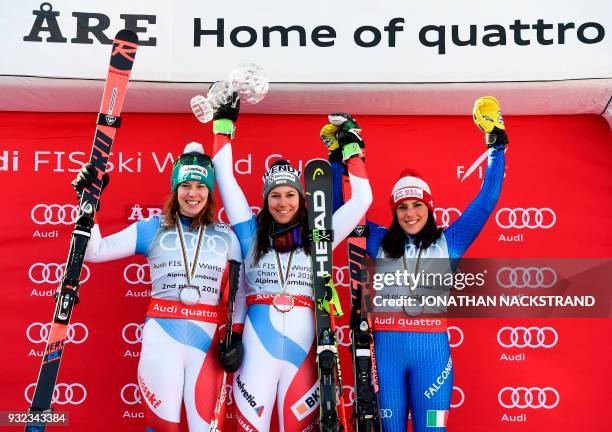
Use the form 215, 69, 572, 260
305, 159, 346, 432
342, 175, 381, 432
210, 259, 242, 432
25, 29, 138, 432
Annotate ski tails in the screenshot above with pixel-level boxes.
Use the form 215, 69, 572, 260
25, 30, 138, 432
342, 175, 381, 432
210, 259, 242, 432
305, 159, 346, 432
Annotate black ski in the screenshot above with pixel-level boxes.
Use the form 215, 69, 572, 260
25, 29, 138, 432
342, 177, 381, 432
305, 159, 346, 432
210, 259, 242, 432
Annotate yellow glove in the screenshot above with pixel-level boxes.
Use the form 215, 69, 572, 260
318, 273, 344, 317
320, 123, 340, 151
472, 96, 508, 147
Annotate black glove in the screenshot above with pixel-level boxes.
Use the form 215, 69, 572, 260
71, 163, 109, 210
218, 332, 244, 372
326, 113, 365, 163
212, 82, 240, 122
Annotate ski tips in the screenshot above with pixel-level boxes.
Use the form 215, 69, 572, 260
115, 29, 138, 44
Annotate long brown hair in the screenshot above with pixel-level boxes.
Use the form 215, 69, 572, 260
162, 192, 216, 229
254, 194, 310, 262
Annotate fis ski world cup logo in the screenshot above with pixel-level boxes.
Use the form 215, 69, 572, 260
498, 387, 560, 409
25, 383, 87, 405
290, 382, 320, 420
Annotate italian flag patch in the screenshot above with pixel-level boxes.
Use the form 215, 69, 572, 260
426, 410, 449, 428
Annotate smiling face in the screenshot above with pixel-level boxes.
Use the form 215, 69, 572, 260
267, 185, 300, 225
177, 181, 209, 218
396, 200, 429, 235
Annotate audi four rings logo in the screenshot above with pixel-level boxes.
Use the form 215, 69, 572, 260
31, 204, 78, 225
447, 326, 464, 348
25, 383, 87, 405
496, 267, 558, 288
27, 322, 89, 344
497, 326, 558, 348
29, 262, 90, 285
434, 208, 462, 228
123, 263, 152, 285
122, 323, 144, 344
495, 208, 556, 229
159, 232, 229, 255
335, 325, 352, 347
121, 383, 141, 405
379, 409, 393, 419
333, 266, 349, 288
498, 387, 560, 409
451, 386, 465, 408
341, 385, 355, 407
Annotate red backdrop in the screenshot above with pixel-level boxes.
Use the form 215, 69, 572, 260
1, 112, 611, 431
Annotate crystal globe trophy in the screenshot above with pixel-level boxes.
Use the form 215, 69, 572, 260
191, 63, 269, 123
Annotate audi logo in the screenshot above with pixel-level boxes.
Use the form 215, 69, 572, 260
26, 322, 89, 344
498, 387, 560, 409
333, 266, 349, 288
121, 383, 141, 405
379, 409, 393, 419
28, 262, 90, 285
496, 267, 557, 289
338, 385, 355, 407
123, 263, 152, 285
497, 327, 558, 349
122, 323, 144, 345
451, 386, 465, 408
335, 325, 352, 347
25, 383, 87, 405
434, 208, 462, 228
159, 232, 229, 255
447, 326, 464, 348
31, 204, 78, 225
217, 206, 261, 225
496, 208, 556, 229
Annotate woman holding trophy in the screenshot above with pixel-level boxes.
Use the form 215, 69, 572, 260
192, 66, 372, 431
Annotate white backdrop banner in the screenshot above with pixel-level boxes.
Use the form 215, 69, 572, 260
1, 0, 611, 83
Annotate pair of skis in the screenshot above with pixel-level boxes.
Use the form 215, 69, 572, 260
25, 30, 139, 431
210, 259, 242, 432
305, 160, 380, 432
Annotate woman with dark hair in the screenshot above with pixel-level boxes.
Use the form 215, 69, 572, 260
73, 142, 242, 432
209, 99, 372, 431
332, 97, 507, 432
